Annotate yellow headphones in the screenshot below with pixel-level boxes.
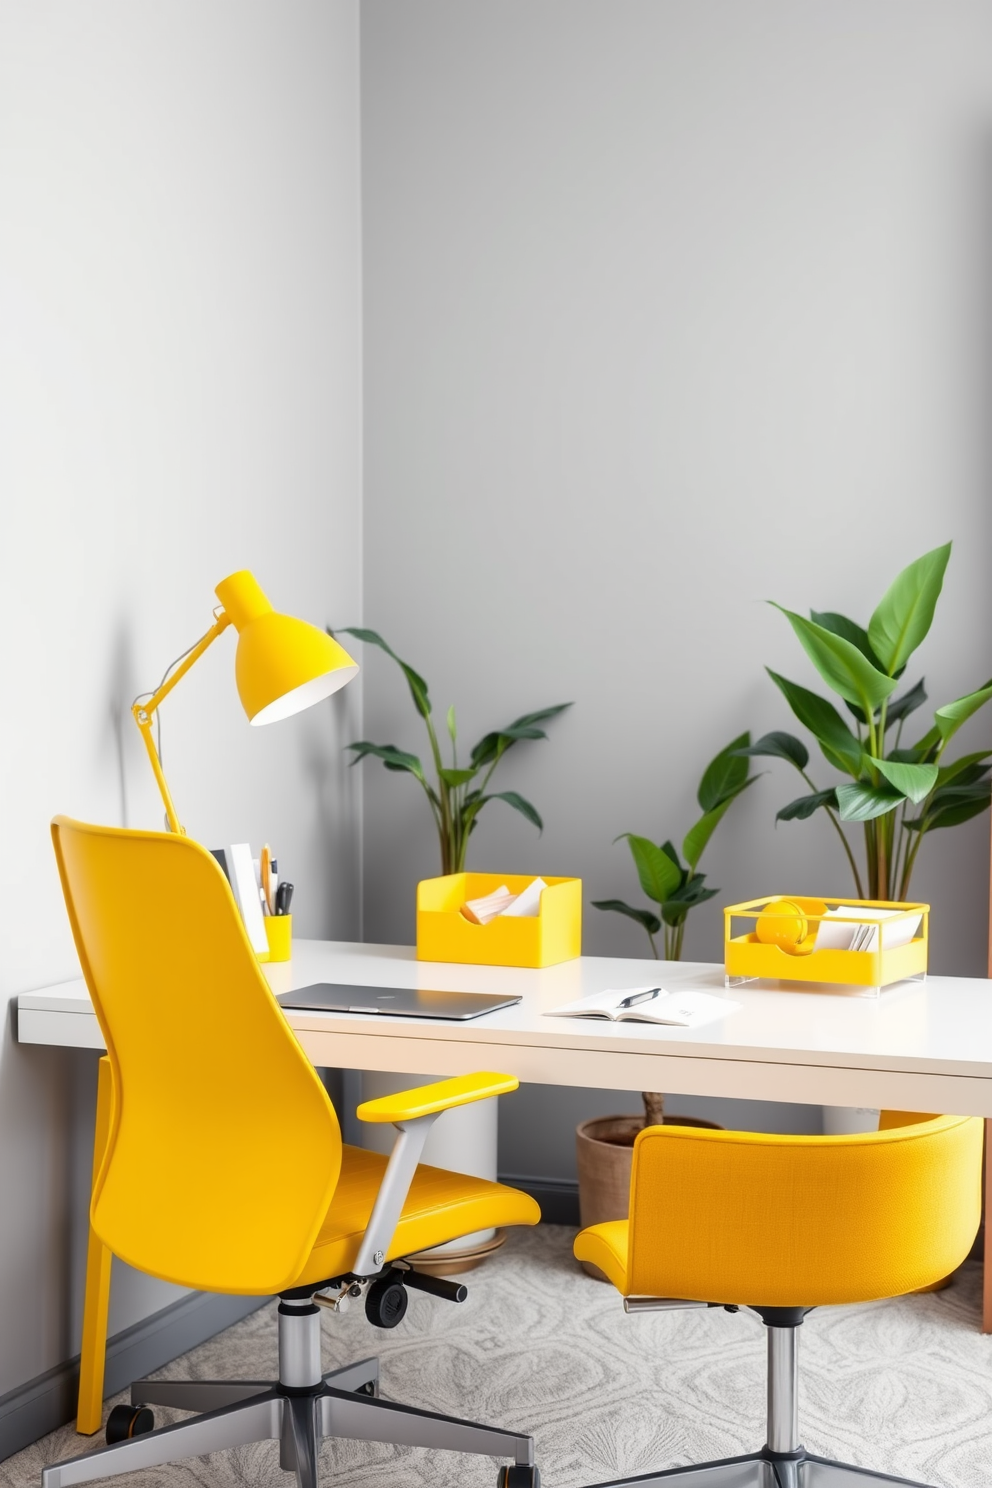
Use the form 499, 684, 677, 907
754, 897, 826, 956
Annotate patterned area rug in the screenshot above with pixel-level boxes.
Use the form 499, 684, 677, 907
3, 1226, 990, 1488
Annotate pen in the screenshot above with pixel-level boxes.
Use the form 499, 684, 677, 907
618, 987, 661, 1009
260, 845, 273, 915
275, 881, 294, 916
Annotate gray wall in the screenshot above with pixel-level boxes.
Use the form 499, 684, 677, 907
360, 1, 992, 1174
0, 0, 362, 1399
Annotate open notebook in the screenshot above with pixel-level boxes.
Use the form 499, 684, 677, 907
546, 986, 740, 1028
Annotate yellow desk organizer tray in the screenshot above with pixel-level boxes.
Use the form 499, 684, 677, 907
724, 896, 929, 997
417, 872, 581, 968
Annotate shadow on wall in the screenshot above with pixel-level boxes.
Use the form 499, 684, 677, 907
106, 619, 139, 830
303, 682, 364, 940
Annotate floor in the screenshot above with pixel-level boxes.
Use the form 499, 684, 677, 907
3, 1226, 990, 1488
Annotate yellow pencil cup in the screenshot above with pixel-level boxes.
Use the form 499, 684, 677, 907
259, 914, 292, 964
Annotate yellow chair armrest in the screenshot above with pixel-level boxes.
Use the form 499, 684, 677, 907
357, 1071, 518, 1124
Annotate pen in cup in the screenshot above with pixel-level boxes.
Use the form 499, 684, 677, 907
260, 844, 273, 915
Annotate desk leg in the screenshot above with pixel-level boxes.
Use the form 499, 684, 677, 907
984, 1118, 992, 1335
77, 1056, 113, 1434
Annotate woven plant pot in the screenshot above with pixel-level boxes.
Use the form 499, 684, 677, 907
575, 1113, 722, 1281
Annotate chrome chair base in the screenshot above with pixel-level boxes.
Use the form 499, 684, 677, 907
585, 1314, 935, 1488
42, 1297, 536, 1488
592, 1451, 934, 1488
43, 1358, 534, 1488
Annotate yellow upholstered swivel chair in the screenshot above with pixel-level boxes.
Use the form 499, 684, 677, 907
574, 1114, 983, 1488
46, 818, 541, 1488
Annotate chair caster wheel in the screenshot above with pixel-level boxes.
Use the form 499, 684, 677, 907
498, 1467, 540, 1488
365, 1275, 408, 1329
106, 1404, 154, 1444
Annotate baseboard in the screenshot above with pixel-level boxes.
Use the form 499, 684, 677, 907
0, 1290, 266, 1462
500, 1172, 579, 1227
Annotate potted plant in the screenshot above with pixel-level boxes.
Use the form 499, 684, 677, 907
332, 626, 572, 1272
576, 735, 756, 1270
332, 627, 572, 872
738, 542, 992, 897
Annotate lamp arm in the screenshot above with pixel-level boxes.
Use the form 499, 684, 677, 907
131, 611, 232, 833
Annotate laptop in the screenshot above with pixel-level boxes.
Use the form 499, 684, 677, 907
276, 983, 521, 1021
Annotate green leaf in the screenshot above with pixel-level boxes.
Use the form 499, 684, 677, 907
337, 627, 432, 717
486, 790, 543, 831
616, 833, 682, 904
682, 800, 729, 870
469, 702, 573, 767
504, 703, 574, 730
698, 732, 751, 812
872, 758, 938, 804
438, 766, 476, 787
346, 741, 426, 782
810, 612, 885, 671
776, 789, 838, 822
835, 782, 903, 821
658, 880, 720, 924
684, 885, 719, 907
684, 774, 758, 869
446, 705, 457, 743
885, 678, 927, 727
591, 900, 662, 935
934, 680, 992, 744
928, 779, 992, 809
683, 804, 729, 871
919, 795, 991, 830
734, 731, 809, 771
935, 751, 992, 787
771, 605, 897, 716
905, 779, 992, 832
665, 874, 719, 908
766, 669, 863, 774
659, 840, 682, 871
867, 542, 952, 675
661, 900, 691, 927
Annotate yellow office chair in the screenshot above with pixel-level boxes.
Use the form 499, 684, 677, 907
46, 817, 541, 1488
574, 1113, 983, 1488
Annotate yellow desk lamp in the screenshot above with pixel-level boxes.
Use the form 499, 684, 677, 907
132, 570, 358, 834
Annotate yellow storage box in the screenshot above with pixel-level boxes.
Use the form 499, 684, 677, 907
417, 872, 582, 968
724, 896, 929, 995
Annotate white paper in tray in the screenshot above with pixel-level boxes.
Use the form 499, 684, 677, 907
814, 906, 922, 954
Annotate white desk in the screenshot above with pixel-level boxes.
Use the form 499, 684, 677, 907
18, 939, 992, 1115
15, 937, 992, 1411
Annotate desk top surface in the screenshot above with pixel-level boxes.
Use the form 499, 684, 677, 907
16, 939, 992, 1082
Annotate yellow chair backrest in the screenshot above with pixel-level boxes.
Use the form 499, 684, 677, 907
627, 1115, 983, 1306
52, 816, 342, 1297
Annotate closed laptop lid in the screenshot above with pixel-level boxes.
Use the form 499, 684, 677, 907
276, 983, 521, 1021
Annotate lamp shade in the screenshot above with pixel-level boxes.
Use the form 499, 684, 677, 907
214, 570, 358, 725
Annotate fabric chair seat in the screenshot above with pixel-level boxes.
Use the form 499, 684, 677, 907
297, 1144, 540, 1285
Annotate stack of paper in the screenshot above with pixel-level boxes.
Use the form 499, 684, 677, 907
814, 906, 922, 954
460, 885, 515, 924
460, 878, 548, 924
